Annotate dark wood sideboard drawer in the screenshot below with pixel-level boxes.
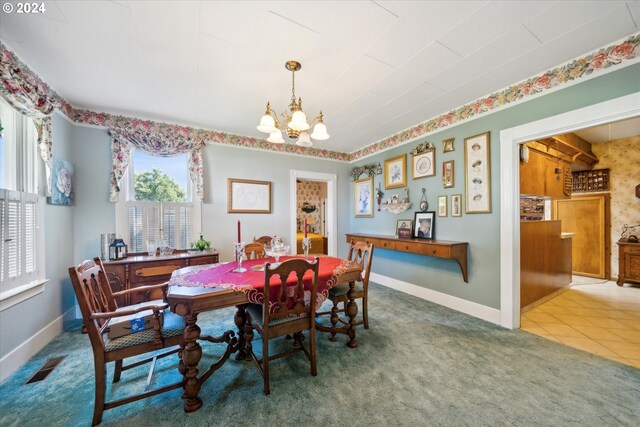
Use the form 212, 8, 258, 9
131, 261, 185, 284
187, 255, 218, 266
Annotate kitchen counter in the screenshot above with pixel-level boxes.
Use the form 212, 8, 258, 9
561, 232, 576, 239
520, 221, 572, 309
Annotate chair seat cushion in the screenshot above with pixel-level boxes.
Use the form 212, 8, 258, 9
329, 282, 364, 298
104, 310, 185, 352
246, 304, 308, 329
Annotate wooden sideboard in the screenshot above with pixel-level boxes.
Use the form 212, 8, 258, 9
103, 251, 218, 305
617, 241, 640, 286
345, 233, 469, 282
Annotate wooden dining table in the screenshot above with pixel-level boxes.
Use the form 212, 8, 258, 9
167, 255, 363, 412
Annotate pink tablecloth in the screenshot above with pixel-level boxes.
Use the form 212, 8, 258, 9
169, 256, 351, 312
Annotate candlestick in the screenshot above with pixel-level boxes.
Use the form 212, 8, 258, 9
237, 220, 241, 243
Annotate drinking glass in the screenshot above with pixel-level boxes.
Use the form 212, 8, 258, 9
147, 240, 158, 256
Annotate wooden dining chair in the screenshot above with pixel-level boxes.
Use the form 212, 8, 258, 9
244, 242, 266, 260
254, 235, 273, 248
244, 257, 319, 395
319, 241, 374, 335
68, 257, 185, 426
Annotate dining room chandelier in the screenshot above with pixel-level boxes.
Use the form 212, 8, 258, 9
256, 60, 329, 147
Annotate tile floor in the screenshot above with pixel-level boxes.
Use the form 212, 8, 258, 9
521, 277, 640, 369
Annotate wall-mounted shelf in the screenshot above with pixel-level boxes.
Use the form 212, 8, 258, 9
345, 233, 469, 282
380, 202, 412, 214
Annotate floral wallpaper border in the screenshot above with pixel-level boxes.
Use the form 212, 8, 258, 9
348, 32, 640, 161
2, 31, 639, 163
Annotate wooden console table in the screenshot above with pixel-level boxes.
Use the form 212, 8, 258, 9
103, 251, 219, 305
345, 233, 469, 282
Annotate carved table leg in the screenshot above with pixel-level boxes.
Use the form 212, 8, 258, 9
234, 305, 247, 360
244, 316, 254, 361
178, 339, 187, 399
182, 313, 203, 412
329, 303, 339, 342
345, 281, 359, 348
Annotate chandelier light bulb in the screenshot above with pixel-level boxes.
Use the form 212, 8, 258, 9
257, 113, 276, 133
267, 129, 284, 144
288, 109, 310, 131
296, 131, 312, 147
310, 122, 329, 140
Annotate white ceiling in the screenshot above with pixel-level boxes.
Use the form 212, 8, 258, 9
575, 116, 640, 143
1, 1, 639, 153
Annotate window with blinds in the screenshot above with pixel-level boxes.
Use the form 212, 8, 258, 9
0, 190, 40, 293
119, 149, 195, 253
0, 99, 43, 296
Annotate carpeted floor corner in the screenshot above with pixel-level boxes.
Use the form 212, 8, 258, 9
1, 283, 638, 426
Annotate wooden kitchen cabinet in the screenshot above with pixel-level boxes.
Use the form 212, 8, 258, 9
520, 147, 571, 199
617, 241, 640, 286
102, 251, 219, 305
553, 194, 610, 279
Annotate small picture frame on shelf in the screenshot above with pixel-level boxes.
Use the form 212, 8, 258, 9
451, 194, 462, 217
443, 160, 454, 188
438, 196, 447, 217
413, 211, 435, 240
385, 154, 407, 189
396, 219, 413, 239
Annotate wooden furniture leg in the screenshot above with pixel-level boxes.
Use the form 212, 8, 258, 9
345, 280, 359, 348
329, 302, 339, 341
182, 313, 203, 413
234, 305, 247, 360
93, 355, 106, 426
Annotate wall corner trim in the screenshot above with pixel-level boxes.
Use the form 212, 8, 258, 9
369, 272, 502, 327
0, 307, 72, 383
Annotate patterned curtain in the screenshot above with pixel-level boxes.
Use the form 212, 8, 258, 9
0, 44, 59, 194
108, 126, 204, 202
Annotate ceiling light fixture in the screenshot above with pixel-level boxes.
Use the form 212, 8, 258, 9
257, 60, 329, 146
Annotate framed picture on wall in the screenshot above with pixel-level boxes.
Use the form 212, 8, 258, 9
354, 177, 374, 217
442, 138, 455, 153
464, 132, 492, 214
442, 160, 454, 188
413, 211, 435, 239
384, 154, 407, 189
412, 149, 435, 179
227, 178, 272, 213
451, 194, 462, 217
437, 196, 447, 217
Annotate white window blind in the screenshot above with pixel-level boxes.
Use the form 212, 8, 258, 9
126, 202, 192, 252
0, 99, 44, 298
0, 190, 40, 293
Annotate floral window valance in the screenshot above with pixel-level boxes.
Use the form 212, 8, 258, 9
0, 45, 60, 194
108, 123, 204, 202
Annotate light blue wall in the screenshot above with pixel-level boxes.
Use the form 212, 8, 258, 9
348, 63, 640, 309
70, 125, 114, 261
0, 113, 76, 359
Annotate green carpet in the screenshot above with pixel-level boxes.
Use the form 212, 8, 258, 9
1, 283, 638, 426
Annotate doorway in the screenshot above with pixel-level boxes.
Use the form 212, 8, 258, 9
289, 170, 337, 256
499, 91, 640, 329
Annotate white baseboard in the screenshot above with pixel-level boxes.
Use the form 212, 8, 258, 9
370, 273, 502, 326
0, 308, 72, 383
